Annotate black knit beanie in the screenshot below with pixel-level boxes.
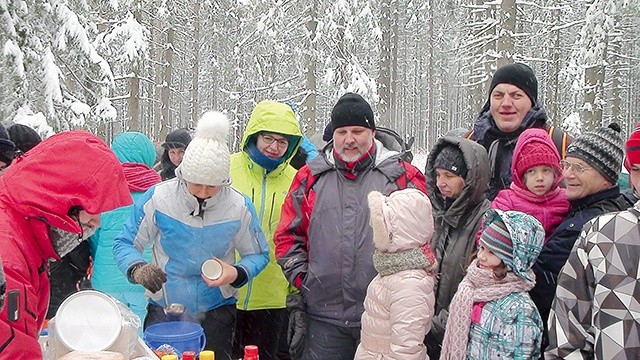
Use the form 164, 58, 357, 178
489, 63, 538, 106
434, 145, 468, 178
330, 93, 375, 130
162, 129, 191, 149
0, 124, 16, 165
566, 123, 624, 185
8, 124, 42, 154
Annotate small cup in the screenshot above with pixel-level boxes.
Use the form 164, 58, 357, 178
201, 259, 223, 280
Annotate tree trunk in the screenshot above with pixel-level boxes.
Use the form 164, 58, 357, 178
378, 0, 391, 127
389, 0, 398, 129
582, 64, 605, 128
160, 27, 174, 140
302, 2, 317, 135
497, 0, 515, 67
190, 0, 201, 128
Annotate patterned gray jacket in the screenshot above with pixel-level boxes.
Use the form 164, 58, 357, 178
546, 201, 640, 359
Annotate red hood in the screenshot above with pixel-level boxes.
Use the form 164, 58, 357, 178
0, 130, 133, 259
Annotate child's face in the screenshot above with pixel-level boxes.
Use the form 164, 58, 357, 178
477, 245, 503, 270
523, 165, 555, 196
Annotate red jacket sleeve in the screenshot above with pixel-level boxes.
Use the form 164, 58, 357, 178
274, 166, 315, 289
0, 261, 46, 358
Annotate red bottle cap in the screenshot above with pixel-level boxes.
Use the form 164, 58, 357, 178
182, 350, 196, 360
244, 345, 259, 358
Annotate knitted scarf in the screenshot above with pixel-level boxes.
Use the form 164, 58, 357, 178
246, 142, 286, 173
122, 163, 162, 192
373, 243, 437, 276
440, 259, 535, 360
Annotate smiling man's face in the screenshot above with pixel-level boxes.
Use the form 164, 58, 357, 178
490, 83, 533, 133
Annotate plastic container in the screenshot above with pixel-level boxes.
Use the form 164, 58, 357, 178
47, 290, 141, 359
55, 290, 122, 351
144, 321, 206, 355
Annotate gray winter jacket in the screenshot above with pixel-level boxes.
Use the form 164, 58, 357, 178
424, 136, 491, 355
275, 140, 426, 328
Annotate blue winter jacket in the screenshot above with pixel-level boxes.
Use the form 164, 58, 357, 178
90, 132, 159, 321
113, 168, 269, 314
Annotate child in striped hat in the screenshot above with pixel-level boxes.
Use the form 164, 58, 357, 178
441, 209, 545, 360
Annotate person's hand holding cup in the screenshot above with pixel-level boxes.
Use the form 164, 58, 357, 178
201, 258, 238, 286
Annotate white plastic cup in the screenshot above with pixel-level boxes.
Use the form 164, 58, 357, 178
201, 259, 223, 280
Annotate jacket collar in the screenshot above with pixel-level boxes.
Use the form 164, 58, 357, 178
569, 185, 621, 211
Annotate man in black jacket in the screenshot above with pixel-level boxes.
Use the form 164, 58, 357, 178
530, 123, 632, 356
468, 63, 571, 200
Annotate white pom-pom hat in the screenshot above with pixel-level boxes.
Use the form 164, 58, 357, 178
177, 111, 230, 186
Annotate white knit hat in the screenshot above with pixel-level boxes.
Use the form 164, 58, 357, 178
177, 111, 230, 186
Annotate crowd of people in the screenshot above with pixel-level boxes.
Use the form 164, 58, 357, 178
0, 62, 638, 360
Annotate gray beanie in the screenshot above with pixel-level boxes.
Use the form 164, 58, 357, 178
566, 123, 624, 184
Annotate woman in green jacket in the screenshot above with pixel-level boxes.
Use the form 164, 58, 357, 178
230, 100, 303, 360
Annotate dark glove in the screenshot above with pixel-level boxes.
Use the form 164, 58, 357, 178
286, 293, 306, 359
131, 263, 166, 293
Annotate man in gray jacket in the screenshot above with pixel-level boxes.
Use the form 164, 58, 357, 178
274, 93, 426, 360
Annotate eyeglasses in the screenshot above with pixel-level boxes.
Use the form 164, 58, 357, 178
260, 134, 289, 148
560, 160, 593, 174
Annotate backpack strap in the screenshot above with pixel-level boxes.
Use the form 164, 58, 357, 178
466, 130, 475, 140
547, 126, 569, 159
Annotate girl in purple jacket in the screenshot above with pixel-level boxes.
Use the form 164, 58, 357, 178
491, 128, 569, 240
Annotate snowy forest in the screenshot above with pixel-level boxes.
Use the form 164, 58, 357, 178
1, 0, 639, 153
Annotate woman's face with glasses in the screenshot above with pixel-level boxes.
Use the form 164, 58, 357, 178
257, 133, 289, 159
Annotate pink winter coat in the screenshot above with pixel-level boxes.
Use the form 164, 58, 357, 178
491, 129, 570, 240
356, 189, 436, 360
357, 270, 436, 360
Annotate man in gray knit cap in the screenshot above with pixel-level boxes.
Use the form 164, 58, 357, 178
529, 123, 633, 355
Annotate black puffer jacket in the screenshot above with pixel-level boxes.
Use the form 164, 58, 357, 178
424, 136, 491, 359
470, 101, 549, 200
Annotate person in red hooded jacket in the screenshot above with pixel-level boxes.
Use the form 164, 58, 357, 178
0, 130, 132, 358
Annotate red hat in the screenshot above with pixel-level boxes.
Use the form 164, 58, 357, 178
625, 122, 640, 171
513, 129, 562, 185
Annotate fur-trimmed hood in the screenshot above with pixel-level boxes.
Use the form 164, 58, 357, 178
368, 188, 434, 252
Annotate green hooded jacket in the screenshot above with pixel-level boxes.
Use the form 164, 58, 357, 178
230, 100, 303, 310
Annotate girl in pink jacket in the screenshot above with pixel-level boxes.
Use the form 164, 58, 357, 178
491, 128, 569, 240
355, 188, 437, 360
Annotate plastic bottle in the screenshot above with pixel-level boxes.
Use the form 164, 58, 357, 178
199, 349, 215, 360
182, 350, 196, 360
243, 345, 259, 360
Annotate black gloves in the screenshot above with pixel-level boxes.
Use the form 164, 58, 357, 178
286, 293, 306, 359
131, 263, 166, 293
